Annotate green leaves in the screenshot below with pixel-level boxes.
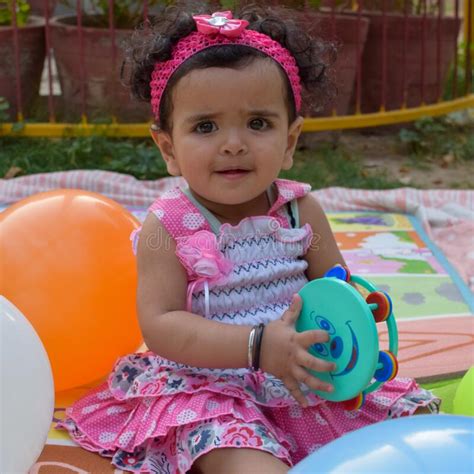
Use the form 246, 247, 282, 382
443, 41, 474, 101
399, 115, 474, 161
0, 0, 31, 27
0, 136, 168, 180
59, 0, 164, 28
107, 140, 167, 179
280, 143, 403, 190
0, 97, 10, 123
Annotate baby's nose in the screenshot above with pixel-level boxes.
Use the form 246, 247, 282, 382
220, 130, 248, 156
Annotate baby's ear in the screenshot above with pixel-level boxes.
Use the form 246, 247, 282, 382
150, 127, 181, 176
282, 115, 304, 170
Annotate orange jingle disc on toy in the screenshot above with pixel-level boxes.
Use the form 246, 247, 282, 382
0, 189, 143, 392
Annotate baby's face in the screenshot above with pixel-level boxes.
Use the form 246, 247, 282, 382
159, 59, 302, 207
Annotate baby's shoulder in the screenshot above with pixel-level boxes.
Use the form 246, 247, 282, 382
297, 192, 326, 226
268, 178, 311, 213
135, 212, 173, 257
273, 178, 312, 201
147, 186, 212, 240
148, 187, 189, 216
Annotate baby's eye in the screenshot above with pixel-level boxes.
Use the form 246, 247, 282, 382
248, 118, 269, 131
195, 121, 217, 134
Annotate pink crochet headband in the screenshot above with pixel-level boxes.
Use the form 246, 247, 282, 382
150, 11, 302, 122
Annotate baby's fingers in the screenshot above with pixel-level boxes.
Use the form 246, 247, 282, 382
281, 294, 302, 325
292, 365, 334, 393
297, 348, 336, 374
297, 329, 330, 349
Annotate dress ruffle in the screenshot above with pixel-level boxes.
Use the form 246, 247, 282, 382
57, 350, 439, 473
107, 352, 323, 406
219, 217, 313, 248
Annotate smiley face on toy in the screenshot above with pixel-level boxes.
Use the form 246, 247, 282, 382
311, 315, 360, 380
296, 278, 381, 402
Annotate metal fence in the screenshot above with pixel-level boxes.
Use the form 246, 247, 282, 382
0, 0, 473, 137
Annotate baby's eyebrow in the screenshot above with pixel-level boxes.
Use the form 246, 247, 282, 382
184, 113, 221, 124
247, 110, 281, 118
184, 110, 281, 124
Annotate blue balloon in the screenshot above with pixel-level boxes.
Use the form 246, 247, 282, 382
290, 415, 474, 473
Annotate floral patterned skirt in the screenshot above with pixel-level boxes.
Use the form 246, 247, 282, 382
56, 352, 440, 473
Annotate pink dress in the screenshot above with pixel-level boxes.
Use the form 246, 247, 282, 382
57, 179, 439, 473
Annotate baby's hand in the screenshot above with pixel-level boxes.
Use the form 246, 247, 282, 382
260, 294, 335, 407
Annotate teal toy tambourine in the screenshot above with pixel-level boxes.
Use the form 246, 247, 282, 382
296, 264, 399, 410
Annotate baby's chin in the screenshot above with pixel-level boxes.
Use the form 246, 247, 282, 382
192, 187, 268, 209
201, 193, 258, 207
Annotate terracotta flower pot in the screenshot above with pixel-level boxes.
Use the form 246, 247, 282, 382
321, 0, 414, 12
293, 11, 370, 116
28, 0, 58, 16
49, 15, 151, 122
0, 15, 45, 120
355, 12, 461, 112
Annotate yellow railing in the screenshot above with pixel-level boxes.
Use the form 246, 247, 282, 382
1, 95, 472, 137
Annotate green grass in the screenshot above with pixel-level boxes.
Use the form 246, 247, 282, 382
0, 136, 168, 181
284, 144, 404, 189
0, 136, 405, 190
399, 114, 474, 162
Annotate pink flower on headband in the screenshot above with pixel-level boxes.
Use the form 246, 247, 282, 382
193, 11, 249, 37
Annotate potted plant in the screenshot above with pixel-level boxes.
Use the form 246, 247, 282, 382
49, 1, 164, 123
345, 0, 462, 112
298, 2, 370, 116
0, 0, 46, 120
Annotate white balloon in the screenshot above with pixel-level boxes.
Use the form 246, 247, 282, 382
0, 296, 55, 474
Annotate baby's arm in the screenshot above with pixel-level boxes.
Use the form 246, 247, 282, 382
136, 213, 251, 368
298, 194, 347, 279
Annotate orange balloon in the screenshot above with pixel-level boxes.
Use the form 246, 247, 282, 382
0, 189, 143, 392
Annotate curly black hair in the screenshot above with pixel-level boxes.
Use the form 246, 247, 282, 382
122, 2, 337, 132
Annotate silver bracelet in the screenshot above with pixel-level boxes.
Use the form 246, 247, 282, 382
247, 326, 257, 369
